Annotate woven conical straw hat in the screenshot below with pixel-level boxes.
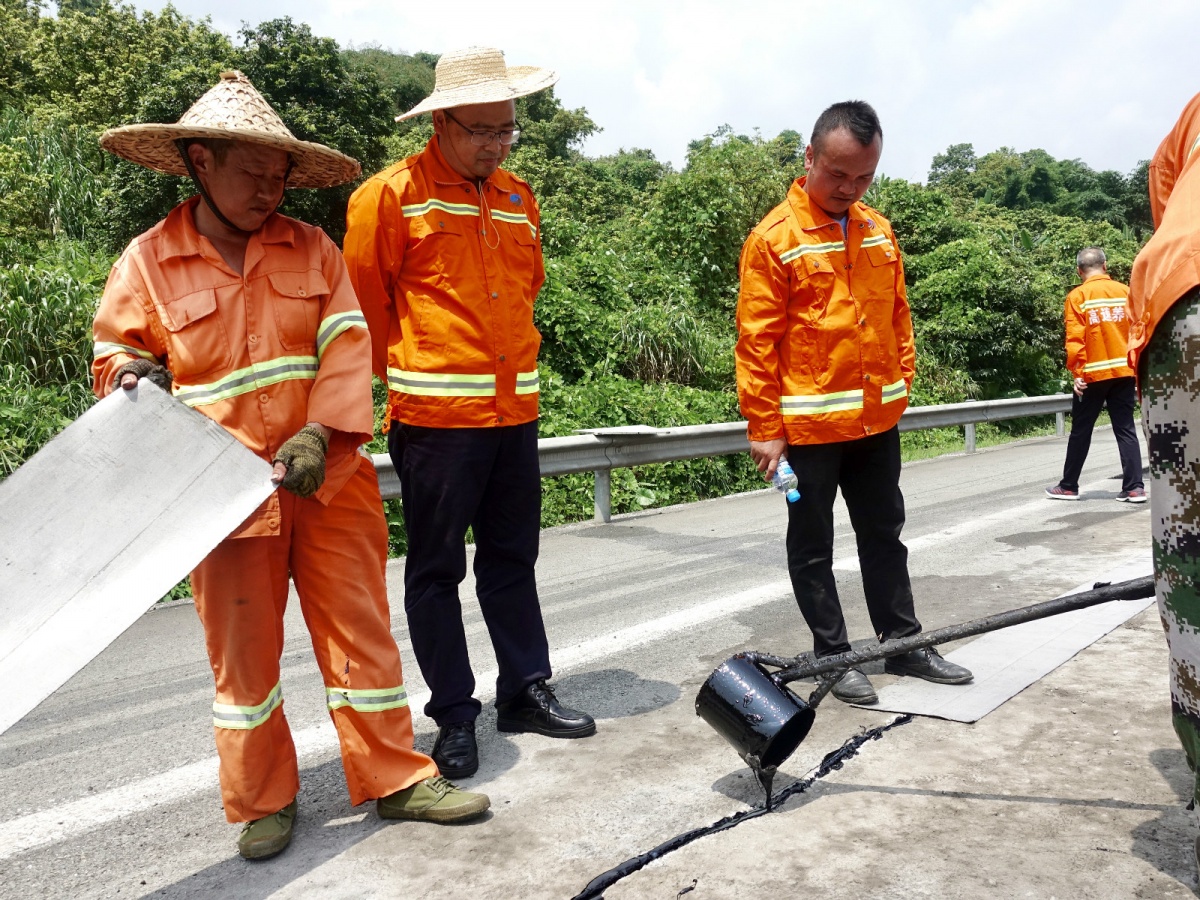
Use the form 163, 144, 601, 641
100, 71, 360, 188
396, 47, 558, 122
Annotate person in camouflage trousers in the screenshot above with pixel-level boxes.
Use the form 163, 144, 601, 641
1128, 92, 1200, 862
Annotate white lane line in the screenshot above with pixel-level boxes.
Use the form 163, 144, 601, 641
0, 485, 1092, 859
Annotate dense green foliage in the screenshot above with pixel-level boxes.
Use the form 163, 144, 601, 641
0, 1, 1151, 544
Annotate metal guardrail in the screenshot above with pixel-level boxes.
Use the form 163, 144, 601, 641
373, 393, 1074, 522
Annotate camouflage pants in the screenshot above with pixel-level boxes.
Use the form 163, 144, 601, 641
1142, 286, 1200, 805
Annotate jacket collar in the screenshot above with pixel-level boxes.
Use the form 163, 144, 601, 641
422, 135, 508, 192
787, 176, 871, 232
159, 196, 295, 262
1082, 272, 1112, 285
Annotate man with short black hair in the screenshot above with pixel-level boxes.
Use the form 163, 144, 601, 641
1045, 247, 1144, 502
736, 100, 972, 706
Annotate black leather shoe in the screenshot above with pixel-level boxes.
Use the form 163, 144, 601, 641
496, 680, 596, 738
432, 721, 479, 778
884, 646, 973, 684
829, 667, 878, 704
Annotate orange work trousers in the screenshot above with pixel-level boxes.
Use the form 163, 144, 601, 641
191, 455, 436, 822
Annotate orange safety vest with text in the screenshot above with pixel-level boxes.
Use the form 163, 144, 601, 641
735, 178, 915, 446
343, 137, 544, 430
1064, 273, 1134, 383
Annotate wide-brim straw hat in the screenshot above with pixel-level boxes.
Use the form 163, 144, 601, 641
99, 71, 360, 189
396, 46, 558, 122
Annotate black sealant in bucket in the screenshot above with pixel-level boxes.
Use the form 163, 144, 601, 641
695, 653, 815, 801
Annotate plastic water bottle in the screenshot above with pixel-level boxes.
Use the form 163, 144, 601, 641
772, 458, 801, 503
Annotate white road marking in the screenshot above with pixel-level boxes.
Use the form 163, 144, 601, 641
0, 486, 1096, 859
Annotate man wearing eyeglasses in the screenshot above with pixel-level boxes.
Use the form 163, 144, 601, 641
344, 47, 595, 782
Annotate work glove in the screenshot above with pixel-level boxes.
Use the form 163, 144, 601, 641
272, 425, 329, 498
114, 358, 173, 391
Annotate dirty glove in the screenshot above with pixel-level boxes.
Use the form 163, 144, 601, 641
272, 426, 329, 498
114, 358, 173, 391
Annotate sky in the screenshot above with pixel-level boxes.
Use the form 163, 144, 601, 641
125, 0, 1200, 183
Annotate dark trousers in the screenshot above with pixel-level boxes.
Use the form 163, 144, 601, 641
785, 426, 921, 658
388, 420, 551, 725
1059, 376, 1143, 492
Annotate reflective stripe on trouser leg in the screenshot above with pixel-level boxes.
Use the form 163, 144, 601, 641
191, 523, 299, 823
1141, 286, 1200, 805
290, 456, 436, 804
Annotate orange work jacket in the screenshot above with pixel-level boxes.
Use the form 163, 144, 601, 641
735, 177, 915, 446
1129, 91, 1200, 374
92, 197, 375, 537
343, 137, 544, 430
1064, 273, 1134, 382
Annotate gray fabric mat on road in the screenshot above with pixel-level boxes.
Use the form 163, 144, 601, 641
863, 554, 1155, 723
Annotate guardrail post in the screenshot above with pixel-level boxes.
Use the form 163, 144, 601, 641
1056, 411, 1065, 437
965, 422, 977, 453
594, 468, 611, 523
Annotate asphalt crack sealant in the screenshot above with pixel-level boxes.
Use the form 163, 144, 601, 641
571, 714, 914, 900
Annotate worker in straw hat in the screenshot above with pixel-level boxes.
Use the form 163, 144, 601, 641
92, 71, 489, 861
344, 47, 596, 781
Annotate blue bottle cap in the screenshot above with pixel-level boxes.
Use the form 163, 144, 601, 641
785, 489, 801, 503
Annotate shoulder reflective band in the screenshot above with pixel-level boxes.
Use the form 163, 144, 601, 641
515, 369, 539, 395
387, 368, 497, 397
401, 198, 480, 218
174, 356, 319, 407
1083, 357, 1129, 373
93, 341, 159, 362
780, 240, 845, 265
317, 310, 367, 360
402, 198, 537, 238
860, 234, 892, 250
490, 208, 538, 238
1080, 297, 1127, 311
882, 378, 908, 403
212, 682, 282, 730
781, 389, 864, 416
326, 685, 409, 713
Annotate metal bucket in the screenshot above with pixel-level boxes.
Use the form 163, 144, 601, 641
695, 653, 815, 771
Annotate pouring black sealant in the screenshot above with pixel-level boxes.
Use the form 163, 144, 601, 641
571, 714, 913, 900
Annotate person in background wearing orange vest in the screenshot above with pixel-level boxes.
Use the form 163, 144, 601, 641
1044, 247, 1145, 502
1128, 91, 1200, 867
343, 47, 595, 780
92, 73, 489, 861
735, 100, 973, 706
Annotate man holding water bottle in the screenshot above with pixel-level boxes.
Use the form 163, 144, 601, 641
735, 100, 972, 704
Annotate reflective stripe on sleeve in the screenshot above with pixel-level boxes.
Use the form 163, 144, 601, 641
387, 368, 497, 397
93, 342, 159, 362
212, 682, 282, 731
316, 311, 367, 360
780, 389, 864, 416
326, 685, 409, 713
1083, 357, 1129, 373
514, 369, 539, 395
882, 378, 908, 403
779, 240, 845, 265
174, 355, 319, 407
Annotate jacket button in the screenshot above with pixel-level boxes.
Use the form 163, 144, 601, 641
499, 354, 506, 362
249, 334, 258, 343
498, 416, 505, 423
297, 288, 306, 296
260, 393, 270, 403
863, 375, 870, 382
491, 292, 498, 298
859, 317, 866, 326
865, 426, 872, 434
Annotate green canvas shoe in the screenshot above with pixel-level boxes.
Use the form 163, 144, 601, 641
237, 798, 297, 860
376, 776, 490, 823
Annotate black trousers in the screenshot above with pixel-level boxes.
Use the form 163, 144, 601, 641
785, 426, 922, 658
388, 420, 551, 726
1059, 376, 1144, 492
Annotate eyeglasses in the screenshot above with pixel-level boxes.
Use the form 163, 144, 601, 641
443, 110, 522, 146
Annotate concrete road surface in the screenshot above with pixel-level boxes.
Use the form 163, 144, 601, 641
2, 426, 1192, 899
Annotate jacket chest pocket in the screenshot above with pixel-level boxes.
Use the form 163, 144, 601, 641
860, 242, 899, 300
267, 272, 328, 352
406, 214, 468, 289
159, 288, 230, 378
